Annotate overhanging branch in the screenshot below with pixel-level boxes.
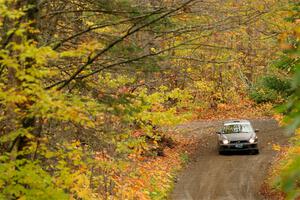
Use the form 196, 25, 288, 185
52, 0, 196, 91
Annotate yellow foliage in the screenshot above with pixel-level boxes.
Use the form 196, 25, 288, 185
273, 144, 282, 151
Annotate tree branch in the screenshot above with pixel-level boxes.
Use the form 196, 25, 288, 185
45, 27, 215, 90
41, 9, 159, 19
51, 9, 164, 50
53, 0, 196, 91
173, 56, 237, 64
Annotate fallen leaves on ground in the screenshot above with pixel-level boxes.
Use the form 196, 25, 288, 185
195, 99, 273, 120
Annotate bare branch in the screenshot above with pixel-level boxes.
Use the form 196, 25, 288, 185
53, 0, 196, 91
51, 9, 164, 50
41, 9, 164, 19
173, 56, 237, 64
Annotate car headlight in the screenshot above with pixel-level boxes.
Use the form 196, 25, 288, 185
249, 138, 255, 143
222, 139, 229, 145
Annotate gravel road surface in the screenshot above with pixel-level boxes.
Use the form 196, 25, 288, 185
171, 119, 289, 200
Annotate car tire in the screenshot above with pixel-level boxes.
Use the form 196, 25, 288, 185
251, 149, 259, 155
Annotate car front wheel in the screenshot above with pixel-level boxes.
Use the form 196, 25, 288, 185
251, 149, 259, 155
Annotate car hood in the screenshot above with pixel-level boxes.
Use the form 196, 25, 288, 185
222, 132, 254, 141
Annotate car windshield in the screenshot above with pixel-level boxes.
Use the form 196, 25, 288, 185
222, 123, 253, 134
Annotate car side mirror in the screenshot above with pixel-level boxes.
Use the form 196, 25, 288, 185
255, 129, 259, 133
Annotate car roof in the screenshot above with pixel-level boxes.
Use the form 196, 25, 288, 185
223, 120, 251, 125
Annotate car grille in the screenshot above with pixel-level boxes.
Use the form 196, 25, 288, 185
230, 140, 249, 144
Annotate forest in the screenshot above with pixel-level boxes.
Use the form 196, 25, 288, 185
0, 0, 299, 199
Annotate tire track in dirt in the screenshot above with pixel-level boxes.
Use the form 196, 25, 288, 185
171, 119, 289, 200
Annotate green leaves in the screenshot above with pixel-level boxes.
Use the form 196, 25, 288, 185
0, 158, 69, 200
0, 0, 25, 21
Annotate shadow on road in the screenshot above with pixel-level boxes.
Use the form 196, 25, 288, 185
220, 151, 258, 156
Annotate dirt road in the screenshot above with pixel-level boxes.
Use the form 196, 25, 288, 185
171, 119, 289, 200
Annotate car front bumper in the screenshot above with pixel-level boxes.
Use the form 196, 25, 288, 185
219, 142, 258, 152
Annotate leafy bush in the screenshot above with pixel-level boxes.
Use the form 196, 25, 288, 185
262, 76, 292, 95
250, 76, 291, 104
250, 86, 278, 104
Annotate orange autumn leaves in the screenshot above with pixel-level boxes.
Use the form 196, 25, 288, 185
94, 134, 198, 199
196, 99, 274, 120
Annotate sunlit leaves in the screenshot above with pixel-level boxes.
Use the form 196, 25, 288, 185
0, 0, 25, 22
0, 157, 69, 200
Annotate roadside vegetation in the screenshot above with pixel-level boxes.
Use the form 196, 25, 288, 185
0, 0, 297, 199
260, 2, 300, 200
